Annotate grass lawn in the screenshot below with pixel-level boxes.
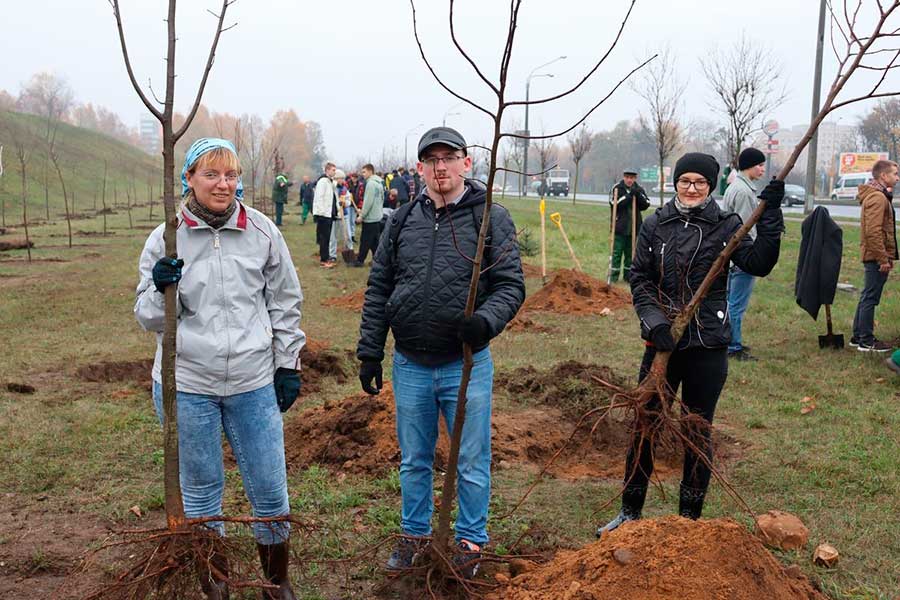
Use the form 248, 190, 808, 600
0, 193, 897, 599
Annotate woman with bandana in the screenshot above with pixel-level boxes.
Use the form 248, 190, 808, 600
597, 153, 784, 535
134, 138, 303, 599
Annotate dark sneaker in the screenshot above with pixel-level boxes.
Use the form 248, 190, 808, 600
857, 340, 892, 353
885, 356, 900, 375
849, 336, 859, 348
596, 510, 640, 537
727, 349, 757, 361
452, 540, 482, 580
386, 537, 426, 571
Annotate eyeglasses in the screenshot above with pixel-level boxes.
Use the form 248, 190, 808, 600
200, 171, 240, 184
675, 178, 710, 191
421, 155, 463, 168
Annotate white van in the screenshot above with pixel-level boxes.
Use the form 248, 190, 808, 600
831, 173, 871, 201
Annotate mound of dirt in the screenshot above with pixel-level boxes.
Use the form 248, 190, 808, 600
493, 516, 827, 600
6, 382, 36, 394
321, 288, 366, 312
301, 339, 352, 394
0, 239, 34, 251
505, 314, 552, 333
76, 360, 154, 387
519, 269, 631, 316
282, 377, 711, 480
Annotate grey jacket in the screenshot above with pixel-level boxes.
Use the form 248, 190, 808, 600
135, 201, 305, 396
722, 173, 759, 240
360, 175, 384, 223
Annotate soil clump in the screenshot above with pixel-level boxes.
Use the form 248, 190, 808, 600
506, 314, 552, 333
76, 359, 154, 389
519, 269, 631, 316
321, 288, 366, 312
300, 339, 352, 394
6, 382, 36, 394
493, 516, 827, 600
0, 240, 34, 252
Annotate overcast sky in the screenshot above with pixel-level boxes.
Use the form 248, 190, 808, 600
2, 1, 895, 167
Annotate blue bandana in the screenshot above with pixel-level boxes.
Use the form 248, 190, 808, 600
181, 137, 244, 200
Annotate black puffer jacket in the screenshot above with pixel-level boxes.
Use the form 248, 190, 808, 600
610, 181, 651, 236
630, 197, 782, 350
357, 181, 525, 365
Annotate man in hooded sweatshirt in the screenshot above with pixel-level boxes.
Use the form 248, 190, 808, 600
851, 159, 899, 352
353, 164, 383, 267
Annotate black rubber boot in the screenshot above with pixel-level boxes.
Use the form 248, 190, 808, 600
596, 484, 646, 537
256, 542, 297, 600
678, 484, 707, 520
199, 550, 229, 600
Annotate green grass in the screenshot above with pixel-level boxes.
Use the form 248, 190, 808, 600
0, 193, 898, 598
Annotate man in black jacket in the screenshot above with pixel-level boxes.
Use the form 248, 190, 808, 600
357, 126, 525, 576
609, 168, 651, 282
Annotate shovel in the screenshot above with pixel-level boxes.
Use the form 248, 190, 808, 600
818, 305, 845, 349
549, 212, 582, 271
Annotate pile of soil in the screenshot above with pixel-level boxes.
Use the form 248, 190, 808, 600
282, 379, 702, 480
0, 240, 34, 252
76, 359, 154, 389
519, 269, 631, 316
300, 339, 352, 394
493, 516, 827, 600
321, 288, 366, 312
506, 314, 552, 333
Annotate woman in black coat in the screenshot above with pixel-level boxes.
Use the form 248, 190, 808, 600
598, 152, 784, 534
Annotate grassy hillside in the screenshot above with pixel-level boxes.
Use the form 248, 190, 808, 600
0, 111, 161, 223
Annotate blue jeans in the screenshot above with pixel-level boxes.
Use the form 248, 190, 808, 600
853, 261, 889, 344
152, 382, 290, 544
391, 348, 493, 545
727, 267, 756, 352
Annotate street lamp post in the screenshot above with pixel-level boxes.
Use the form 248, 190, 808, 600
522, 55, 566, 197
404, 123, 425, 168
443, 102, 465, 127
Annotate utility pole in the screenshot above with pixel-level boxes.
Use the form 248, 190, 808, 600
804, 0, 827, 214
522, 56, 566, 197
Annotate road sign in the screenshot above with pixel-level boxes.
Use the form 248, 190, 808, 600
765, 139, 779, 154
763, 119, 779, 136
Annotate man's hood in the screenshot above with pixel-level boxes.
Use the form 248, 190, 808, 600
368, 174, 383, 185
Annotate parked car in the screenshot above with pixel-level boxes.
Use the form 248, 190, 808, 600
651, 182, 676, 195
831, 173, 870, 201
783, 184, 806, 207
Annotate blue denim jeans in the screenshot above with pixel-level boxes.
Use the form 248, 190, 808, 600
152, 382, 290, 544
727, 267, 757, 352
391, 348, 493, 545
853, 261, 889, 344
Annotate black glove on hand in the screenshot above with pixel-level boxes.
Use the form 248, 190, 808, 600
152, 257, 184, 292
359, 361, 383, 395
457, 315, 491, 348
273, 367, 301, 413
649, 324, 676, 351
758, 178, 785, 211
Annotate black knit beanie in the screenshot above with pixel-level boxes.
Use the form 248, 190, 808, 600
737, 147, 766, 171
673, 153, 720, 186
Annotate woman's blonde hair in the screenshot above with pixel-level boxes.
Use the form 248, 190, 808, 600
188, 147, 242, 175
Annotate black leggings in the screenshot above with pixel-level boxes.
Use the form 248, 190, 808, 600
355, 221, 381, 265
623, 346, 728, 493
316, 216, 334, 262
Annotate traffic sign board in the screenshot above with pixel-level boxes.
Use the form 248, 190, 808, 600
763, 119, 779, 136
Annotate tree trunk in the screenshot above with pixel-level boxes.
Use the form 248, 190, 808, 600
44, 162, 50, 221
658, 157, 665, 207
102, 161, 108, 236
20, 161, 31, 263
50, 156, 73, 248
572, 160, 580, 205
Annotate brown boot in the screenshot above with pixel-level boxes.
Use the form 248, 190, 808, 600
256, 541, 297, 600
199, 550, 230, 600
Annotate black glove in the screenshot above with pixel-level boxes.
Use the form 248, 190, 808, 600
457, 315, 491, 348
649, 324, 675, 351
273, 367, 301, 412
359, 361, 383, 395
758, 178, 785, 211
152, 257, 184, 292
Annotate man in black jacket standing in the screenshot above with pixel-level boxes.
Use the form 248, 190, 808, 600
609, 168, 651, 282
357, 126, 525, 577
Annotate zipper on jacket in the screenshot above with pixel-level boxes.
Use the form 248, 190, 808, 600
682, 220, 711, 349
419, 202, 440, 349
214, 230, 232, 393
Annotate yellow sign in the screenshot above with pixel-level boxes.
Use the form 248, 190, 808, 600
539, 198, 545, 216
839, 152, 889, 175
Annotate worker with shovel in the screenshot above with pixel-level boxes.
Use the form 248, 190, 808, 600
357, 126, 525, 578
608, 168, 650, 283
598, 153, 784, 535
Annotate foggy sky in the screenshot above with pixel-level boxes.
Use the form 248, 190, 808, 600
2, 1, 893, 167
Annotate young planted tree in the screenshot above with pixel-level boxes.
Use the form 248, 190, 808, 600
101, 159, 108, 236
0, 144, 5, 228
409, 0, 651, 588
700, 33, 787, 166
48, 147, 73, 248
567, 123, 593, 204
13, 136, 32, 262
633, 47, 685, 206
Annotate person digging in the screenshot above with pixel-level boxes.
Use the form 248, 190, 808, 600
608, 168, 650, 283
356, 126, 525, 579
598, 153, 784, 535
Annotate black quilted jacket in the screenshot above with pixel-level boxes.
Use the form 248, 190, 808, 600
630, 197, 783, 350
357, 182, 525, 365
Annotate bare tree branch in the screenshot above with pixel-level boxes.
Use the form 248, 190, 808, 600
108, 0, 162, 120
448, 0, 499, 95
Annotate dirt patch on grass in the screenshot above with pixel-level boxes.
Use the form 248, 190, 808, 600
0, 497, 115, 599
493, 516, 827, 600
282, 375, 717, 480
0, 239, 34, 251
321, 288, 366, 312
519, 269, 631, 316
506, 314, 552, 333
76, 359, 154, 389
5, 382, 36, 394
301, 340, 352, 393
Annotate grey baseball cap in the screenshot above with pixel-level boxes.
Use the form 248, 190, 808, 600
623, 168, 638, 176
417, 126, 468, 159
